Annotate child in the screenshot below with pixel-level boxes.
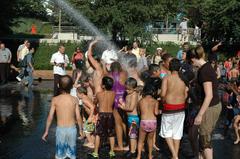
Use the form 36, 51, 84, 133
42, 75, 83, 159
91, 76, 116, 158
77, 87, 95, 148
137, 84, 159, 159
160, 58, 188, 159
233, 113, 240, 144
118, 77, 139, 157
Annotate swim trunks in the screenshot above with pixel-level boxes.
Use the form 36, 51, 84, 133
95, 112, 115, 138
56, 126, 77, 159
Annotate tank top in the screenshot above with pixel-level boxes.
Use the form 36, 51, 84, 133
112, 72, 126, 108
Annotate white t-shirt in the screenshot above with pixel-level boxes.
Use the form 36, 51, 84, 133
132, 48, 140, 62
180, 21, 188, 30
101, 49, 118, 64
18, 46, 29, 61
50, 51, 69, 75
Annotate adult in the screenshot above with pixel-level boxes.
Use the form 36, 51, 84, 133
123, 53, 144, 86
87, 39, 105, 94
194, 25, 201, 42
24, 47, 35, 88
71, 47, 84, 71
151, 47, 163, 65
179, 17, 189, 42
189, 46, 221, 159
176, 42, 190, 61
132, 41, 140, 62
16, 40, 30, 81
101, 45, 118, 71
50, 45, 69, 96
0, 43, 12, 85
109, 62, 128, 151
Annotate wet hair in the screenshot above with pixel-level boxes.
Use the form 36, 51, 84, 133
169, 58, 181, 72
142, 84, 156, 97
102, 76, 114, 90
162, 53, 172, 62
149, 64, 160, 75
124, 53, 137, 68
110, 61, 122, 72
140, 70, 151, 83
59, 75, 73, 94
77, 87, 87, 95
125, 77, 137, 89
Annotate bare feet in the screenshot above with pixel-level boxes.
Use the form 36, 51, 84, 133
234, 139, 240, 144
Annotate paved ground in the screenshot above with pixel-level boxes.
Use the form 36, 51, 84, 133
0, 81, 240, 159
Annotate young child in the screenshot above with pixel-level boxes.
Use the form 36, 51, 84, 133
77, 87, 95, 148
137, 84, 159, 159
233, 113, 240, 144
118, 77, 139, 157
91, 76, 116, 158
42, 75, 83, 159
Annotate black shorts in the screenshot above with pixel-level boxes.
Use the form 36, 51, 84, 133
95, 112, 115, 138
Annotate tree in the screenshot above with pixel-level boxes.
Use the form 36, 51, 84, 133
184, 0, 240, 42
0, 0, 48, 36
63, 0, 180, 42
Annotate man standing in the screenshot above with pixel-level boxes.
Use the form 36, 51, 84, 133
50, 45, 69, 96
179, 17, 189, 42
23, 47, 35, 88
0, 43, 12, 85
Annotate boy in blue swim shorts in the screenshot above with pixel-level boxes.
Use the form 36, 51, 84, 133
42, 75, 83, 159
119, 77, 139, 157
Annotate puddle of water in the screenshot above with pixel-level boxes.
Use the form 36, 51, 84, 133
0, 84, 240, 159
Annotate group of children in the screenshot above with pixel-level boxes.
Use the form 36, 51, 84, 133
41, 39, 240, 159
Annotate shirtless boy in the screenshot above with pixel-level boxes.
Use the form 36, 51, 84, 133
87, 39, 105, 94
90, 76, 116, 158
77, 87, 95, 148
119, 77, 139, 157
42, 75, 83, 159
229, 63, 239, 83
233, 113, 240, 144
137, 84, 159, 159
160, 58, 188, 159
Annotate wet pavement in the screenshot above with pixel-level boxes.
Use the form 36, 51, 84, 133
0, 81, 240, 159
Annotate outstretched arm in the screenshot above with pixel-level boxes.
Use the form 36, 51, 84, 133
42, 98, 56, 141
87, 40, 101, 70
212, 42, 222, 52
75, 98, 84, 137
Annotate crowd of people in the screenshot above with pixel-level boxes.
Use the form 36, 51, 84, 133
40, 39, 240, 159
1, 38, 240, 159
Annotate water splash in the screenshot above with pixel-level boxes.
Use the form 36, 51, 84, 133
52, 0, 114, 48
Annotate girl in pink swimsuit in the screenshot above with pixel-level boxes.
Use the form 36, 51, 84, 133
137, 84, 159, 159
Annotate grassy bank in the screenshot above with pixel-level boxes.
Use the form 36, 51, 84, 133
34, 41, 181, 70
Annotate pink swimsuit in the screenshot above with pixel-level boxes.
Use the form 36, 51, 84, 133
140, 120, 157, 132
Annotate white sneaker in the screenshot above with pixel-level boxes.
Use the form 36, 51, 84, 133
16, 76, 22, 82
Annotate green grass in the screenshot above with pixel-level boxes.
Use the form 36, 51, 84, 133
34, 41, 181, 70
11, 17, 52, 36
34, 41, 88, 70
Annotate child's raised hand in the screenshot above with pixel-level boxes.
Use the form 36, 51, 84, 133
42, 132, 48, 142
